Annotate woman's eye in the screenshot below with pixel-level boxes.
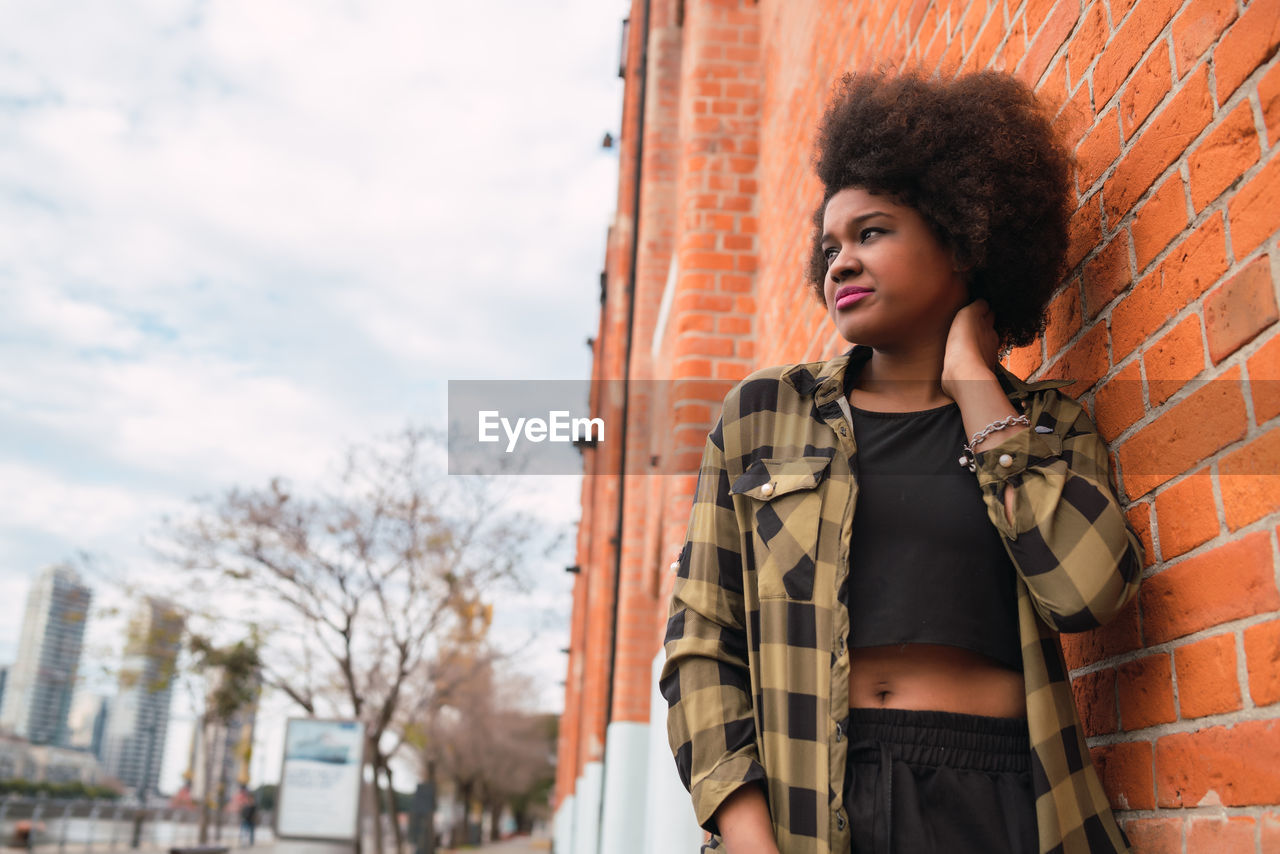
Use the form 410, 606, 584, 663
823, 247, 839, 265
860, 227, 885, 242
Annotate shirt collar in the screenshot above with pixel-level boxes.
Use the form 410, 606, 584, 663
781, 344, 1074, 403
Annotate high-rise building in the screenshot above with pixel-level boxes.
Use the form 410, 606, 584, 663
101, 598, 184, 797
67, 691, 110, 759
0, 565, 93, 745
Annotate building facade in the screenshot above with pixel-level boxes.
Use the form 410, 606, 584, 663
0, 735, 110, 786
101, 598, 185, 797
556, 1, 1280, 853
0, 565, 93, 746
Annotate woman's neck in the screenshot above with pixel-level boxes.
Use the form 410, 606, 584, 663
851, 343, 951, 411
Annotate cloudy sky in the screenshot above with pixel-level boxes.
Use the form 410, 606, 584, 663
0, 0, 625, 788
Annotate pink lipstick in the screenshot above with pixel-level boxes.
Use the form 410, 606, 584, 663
834, 286, 872, 309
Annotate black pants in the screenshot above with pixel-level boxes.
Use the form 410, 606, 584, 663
843, 708, 1037, 854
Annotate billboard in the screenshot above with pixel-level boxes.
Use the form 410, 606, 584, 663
276, 718, 366, 842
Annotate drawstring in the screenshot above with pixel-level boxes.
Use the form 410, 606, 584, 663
848, 740, 895, 854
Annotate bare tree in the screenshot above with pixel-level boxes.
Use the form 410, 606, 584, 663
160, 428, 543, 854
411, 653, 554, 845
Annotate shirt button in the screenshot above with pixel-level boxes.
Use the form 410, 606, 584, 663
838, 425, 848, 437
835, 723, 844, 742
837, 636, 846, 655
998, 453, 1014, 468
760, 482, 774, 497
836, 811, 847, 831
669, 561, 680, 572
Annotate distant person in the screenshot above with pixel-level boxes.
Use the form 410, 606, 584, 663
237, 786, 258, 846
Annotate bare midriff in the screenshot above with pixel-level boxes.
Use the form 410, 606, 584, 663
849, 643, 1027, 719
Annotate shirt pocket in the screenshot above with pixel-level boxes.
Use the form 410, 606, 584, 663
731, 455, 832, 601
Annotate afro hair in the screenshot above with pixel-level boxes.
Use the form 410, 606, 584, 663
807, 70, 1074, 349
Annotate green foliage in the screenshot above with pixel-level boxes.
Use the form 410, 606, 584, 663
0, 779, 122, 799
252, 783, 277, 812
189, 631, 263, 721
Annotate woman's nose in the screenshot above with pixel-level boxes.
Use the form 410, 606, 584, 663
829, 248, 862, 281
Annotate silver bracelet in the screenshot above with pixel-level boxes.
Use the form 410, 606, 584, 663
958, 414, 1029, 471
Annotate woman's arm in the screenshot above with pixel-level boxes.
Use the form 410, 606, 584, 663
660, 419, 772, 839
714, 784, 781, 854
944, 301, 1144, 632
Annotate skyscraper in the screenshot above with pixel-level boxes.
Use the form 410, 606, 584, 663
101, 598, 184, 796
0, 565, 93, 745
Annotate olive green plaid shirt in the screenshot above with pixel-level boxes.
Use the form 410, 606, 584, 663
661, 345, 1143, 854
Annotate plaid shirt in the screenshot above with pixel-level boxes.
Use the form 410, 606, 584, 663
661, 345, 1143, 854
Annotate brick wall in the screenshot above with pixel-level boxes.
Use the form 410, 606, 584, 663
559, 0, 1280, 848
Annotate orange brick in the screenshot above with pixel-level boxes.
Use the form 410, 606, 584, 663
1144, 314, 1206, 406
1103, 65, 1213, 224
1067, 599, 1145, 666
1219, 428, 1280, 530
1154, 469, 1217, 557
1126, 501, 1157, 567
1174, 633, 1242, 718
1187, 816, 1255, 854
1244, 619, 1280, 706
1073, 668, 1119, 735
958, 0, 988, 52
1119, 46, 1173, 139
1214, 0, 1280, 101
1094, 0, 1184, 106
1095, 360, 1145, 441
996, 18, 1029, 74
1266, 811, 1280, 854
1106, 0, 1140, 25
1228, 155, 1280, 259
1205, 257, 1278, 365
1123, 817, 1182, 853
1260, 61, 1280, 147
1025, 0, 1060, 38
676, 313, 715, 334
1173, 0, 1238, 77
1038, 58, 1070, 118
1157, 719, 1280, 806
1067, 2, 1110, 89
1021, 1, 1078, 86
1131, 174, 1189, 271
1091, 741, 1156, 810
1248, 332, 1280, 423
1188, 102, 1262, 212
1042, 321, 1110, 388
1118, 653, 1177, 728
1078, 107, 1123, 193
716, 315, 751, 335
1117, 364, 1246, 498
1140, 530, 1279, 643
1055, 78, 1095, 151
1005, 340, 1044, 378
1068, 194, 1103, 271
1111, 214, 1228, 361
1045, 283, 1083, 356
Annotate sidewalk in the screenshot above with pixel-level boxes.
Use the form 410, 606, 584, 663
39, 837, 548, 854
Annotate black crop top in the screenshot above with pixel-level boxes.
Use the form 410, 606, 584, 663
844, 402, 1022, 671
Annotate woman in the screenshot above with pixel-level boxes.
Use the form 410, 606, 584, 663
660, 70, 1144, 854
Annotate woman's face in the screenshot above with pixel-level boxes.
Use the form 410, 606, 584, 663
820, 187, 969, 351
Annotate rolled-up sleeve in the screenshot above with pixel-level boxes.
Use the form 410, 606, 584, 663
974, 392, 1144, 632
659, 420, 766, 833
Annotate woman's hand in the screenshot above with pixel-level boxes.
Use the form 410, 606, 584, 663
941, 299, 1001, 399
